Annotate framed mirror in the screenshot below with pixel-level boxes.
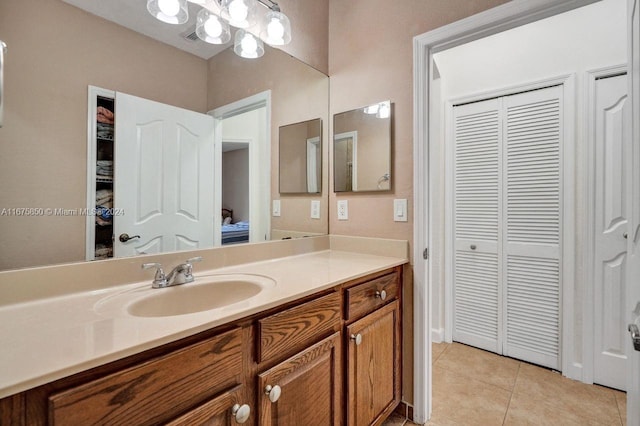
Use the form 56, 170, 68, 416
333, 101, 392, 192
279, 118, 322, 194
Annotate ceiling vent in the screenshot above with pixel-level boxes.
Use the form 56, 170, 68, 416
181, 27, 199, 42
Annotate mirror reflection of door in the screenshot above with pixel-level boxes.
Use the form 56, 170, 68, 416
333, 132, 356, 192
279, 118, 322, 194
113, 92, 215, 258
306, 137, 321, 193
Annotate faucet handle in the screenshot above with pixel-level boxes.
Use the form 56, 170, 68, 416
141, 262, 167, 288
186, 256, 203, 264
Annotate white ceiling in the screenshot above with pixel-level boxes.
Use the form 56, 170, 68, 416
62, 0, 232, 59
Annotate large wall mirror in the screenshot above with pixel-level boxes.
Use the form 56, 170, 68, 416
279, 118, 322, 194
0, 0, 329, 271
333, 101, 392, 192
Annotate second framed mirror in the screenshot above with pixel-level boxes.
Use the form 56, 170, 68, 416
333, 101, 392, 192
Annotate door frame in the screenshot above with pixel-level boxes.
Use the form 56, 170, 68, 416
85, 85, 116, 260
209, 91, 271, 246
334, 131, 358, 191
412, 0, 612, 423
306, 136, 321, 193
582, 64, 629, 387
443, 75, 575, 370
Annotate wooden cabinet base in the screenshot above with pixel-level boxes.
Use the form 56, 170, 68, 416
1, 266, 403, 426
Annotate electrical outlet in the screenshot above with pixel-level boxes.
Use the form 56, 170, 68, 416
311, 200, 320, 219
272, 199, 281, 217
337, 200, 348, 220
393, 199, 408, 222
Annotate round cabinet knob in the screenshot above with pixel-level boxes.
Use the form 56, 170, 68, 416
265, 384, 282, 403
470, 244, 477, 250
375, 290, 387, 301
351, 333, 362, 346
231, 404, 251, 424
624, 232, 628, 239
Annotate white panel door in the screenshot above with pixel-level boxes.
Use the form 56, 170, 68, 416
593, 74, 629, 390
503, 86, 562, 370
114, 93, 214, 257
452, 98, 502, 353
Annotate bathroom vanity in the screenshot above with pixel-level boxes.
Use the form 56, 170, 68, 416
0, 237, 407, 425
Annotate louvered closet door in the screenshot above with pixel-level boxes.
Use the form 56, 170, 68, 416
452, 98, 502, 353
502, 86, 562, 370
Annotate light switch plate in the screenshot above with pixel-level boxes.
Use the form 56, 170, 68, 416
394, 199, 407, 222
311, 200, 320, 219
337, 200, 348, 220
272, 200, 281, 217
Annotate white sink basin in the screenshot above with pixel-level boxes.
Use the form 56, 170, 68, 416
96, 274, 276, 318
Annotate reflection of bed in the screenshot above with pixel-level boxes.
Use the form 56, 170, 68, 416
222, 221, 250, 245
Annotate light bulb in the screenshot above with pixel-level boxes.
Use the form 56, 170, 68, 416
158, 0, 180, 17
229, 0, 249, 22
204, 16, 223, 37
267, 18, 284, 41
364, 105, 379, 115
377, 102, 391, 119
241, 34, 258, 54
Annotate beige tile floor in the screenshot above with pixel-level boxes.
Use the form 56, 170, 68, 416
384, 342, 627, 426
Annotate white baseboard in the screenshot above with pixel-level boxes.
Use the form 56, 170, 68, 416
431, 328, 444, 343
563, 362, 583, 381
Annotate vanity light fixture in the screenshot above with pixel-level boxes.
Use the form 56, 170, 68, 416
147, 0, 292, 59
363, 101, 391, 119
147, 0, 189, 25
234, 29, 265, 58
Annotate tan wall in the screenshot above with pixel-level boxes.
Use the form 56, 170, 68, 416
328, 0, 510, 404
207, 47, 329, 236
276, 0, 329, 74
222, 149, 250, 222
0, 0, 208, 270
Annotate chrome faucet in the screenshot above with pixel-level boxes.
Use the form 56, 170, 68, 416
142, 256, 203, 288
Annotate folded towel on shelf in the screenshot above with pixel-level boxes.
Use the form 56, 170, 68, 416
96, 189, 113, 207
97, 123, 114, 139
95, 244, 113, 259
97, 106, 114, 125
96, 160, 113, 177
96, 215, 111, 226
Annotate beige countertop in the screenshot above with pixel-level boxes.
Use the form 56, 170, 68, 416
0, 248, 407, 399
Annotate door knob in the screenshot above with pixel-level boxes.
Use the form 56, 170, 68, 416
629, 324, 640, 351
231, 403, 251, 424
119, 233, 140, 243
265, 384, 282, 403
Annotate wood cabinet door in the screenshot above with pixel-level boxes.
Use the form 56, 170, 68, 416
346, 301, 400, 426
258, 333, 342, 426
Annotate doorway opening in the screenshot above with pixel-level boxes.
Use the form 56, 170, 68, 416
413, 0, 638, 423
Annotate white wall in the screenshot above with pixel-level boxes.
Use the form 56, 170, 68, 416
430, 0, 627, 372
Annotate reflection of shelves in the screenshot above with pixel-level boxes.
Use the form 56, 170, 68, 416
96, 175, 113, 183
97, 137, 114, 142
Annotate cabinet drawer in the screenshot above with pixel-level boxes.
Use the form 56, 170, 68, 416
258, 292, 341, 363
166, 385, 247, 426
345, 271, 398, 321
49, 328, 243, 426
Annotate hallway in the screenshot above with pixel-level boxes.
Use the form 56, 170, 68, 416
385, 342, 627, 425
